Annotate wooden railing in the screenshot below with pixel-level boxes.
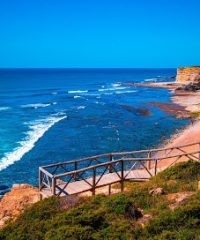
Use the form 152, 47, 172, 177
39, 141, 200, 197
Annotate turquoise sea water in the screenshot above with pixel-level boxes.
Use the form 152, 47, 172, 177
0, 69, 189, 192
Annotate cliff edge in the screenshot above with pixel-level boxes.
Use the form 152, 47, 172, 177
176, 66, 200, 83
0, 184, 40, 228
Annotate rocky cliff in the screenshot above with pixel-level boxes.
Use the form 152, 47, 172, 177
0, 184, 40, 228
176, 66, 200, 83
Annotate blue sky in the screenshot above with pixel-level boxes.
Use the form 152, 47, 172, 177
0, 0, 200, 68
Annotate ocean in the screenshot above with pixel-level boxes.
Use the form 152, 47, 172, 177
0, 68, 189, 191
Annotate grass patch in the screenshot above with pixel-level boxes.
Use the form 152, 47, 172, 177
155, 160, 200, 181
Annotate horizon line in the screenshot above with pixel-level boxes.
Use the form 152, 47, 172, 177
0, 67, 178, 70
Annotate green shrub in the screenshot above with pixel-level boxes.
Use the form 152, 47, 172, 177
92, 220, 135, 240
137, 193, 200, 239
1, 161, 200, 239
155, 160, 200, 181
45, 225, 94, 240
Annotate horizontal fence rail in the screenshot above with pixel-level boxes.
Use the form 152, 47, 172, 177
39, 141, 200, 197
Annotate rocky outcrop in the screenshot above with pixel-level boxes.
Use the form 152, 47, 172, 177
176, 66, 200, 83
166, 191, 195, 209
0, 184, 40, 228
149, 187, 165, 196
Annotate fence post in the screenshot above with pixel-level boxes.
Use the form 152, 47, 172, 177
109, 154, 113, 173
121, 160, 124, 192
148, 151, 152, 170
92, 167, 96, 195
52, 177, 56, 196
74, 161, 77, 171
154, 159, 158, 176
108, 154, 112, 194
39, 168, 42, 191
74, 161, 78, 180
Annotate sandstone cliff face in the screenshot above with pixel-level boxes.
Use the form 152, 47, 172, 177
176, 66, 200, 83
0, 184, 40, 228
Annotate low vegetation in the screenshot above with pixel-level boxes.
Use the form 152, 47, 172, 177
190, 111, 200, 118
1, 160, 200, 240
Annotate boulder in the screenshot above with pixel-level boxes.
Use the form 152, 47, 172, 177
176, 81, 200, 92
149, 187, 165, 196
166, 191, 195, 209
125, 202, 143, 220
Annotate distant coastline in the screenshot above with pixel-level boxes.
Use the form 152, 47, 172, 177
128, 66, 200, 163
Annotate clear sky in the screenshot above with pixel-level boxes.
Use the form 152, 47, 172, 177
0, 0, 200, 68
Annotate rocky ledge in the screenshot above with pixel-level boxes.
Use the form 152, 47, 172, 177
0, 184, 40, 228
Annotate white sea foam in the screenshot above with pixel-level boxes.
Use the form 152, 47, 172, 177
74, 95, 81, 99
144, 78, 157, 82
103, 92, 114, 95
115, 90, 138, 94
0, 114, 67, 171
68, 90, 88, 94
0, 107, 11, 111
77, 106, 86, 110
111, 83, 122, 87
98, 87, 127, 92
21, 103, 51, 109
94, 101, 105, 105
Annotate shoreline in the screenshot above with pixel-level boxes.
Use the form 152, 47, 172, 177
137, 81, 200, 167
156, 120, 200, 169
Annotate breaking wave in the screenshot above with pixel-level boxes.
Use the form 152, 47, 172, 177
0, 114, 67, 171
21, 103, 51, 109
77, 106, 86, 110
0, 107, 11, 111
115, 90, 138, 94
98, 87, 127, 92
144, 78, 157, 82
111, 83, 122, 87
68, 90, 88, 94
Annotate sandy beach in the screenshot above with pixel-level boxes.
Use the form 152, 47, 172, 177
139, 81, 200, 169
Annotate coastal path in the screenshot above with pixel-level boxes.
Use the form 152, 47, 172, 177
39, 141, 200, 197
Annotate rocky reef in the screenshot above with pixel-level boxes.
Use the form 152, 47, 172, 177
176, 66, 200, 83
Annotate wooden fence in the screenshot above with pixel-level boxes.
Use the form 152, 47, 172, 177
39, 141, 200, 197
